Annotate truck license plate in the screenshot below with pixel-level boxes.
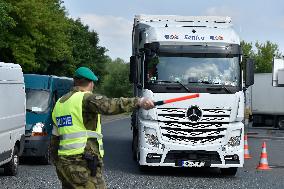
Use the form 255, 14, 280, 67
181, 161, 205, 167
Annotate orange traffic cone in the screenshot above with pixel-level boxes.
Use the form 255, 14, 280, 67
244, 134, 252, 159
256, 141, 271, 170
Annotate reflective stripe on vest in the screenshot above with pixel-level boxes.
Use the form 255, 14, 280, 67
59, 131, 103, 140
96, 114, 104, 157
59, 143, 86, 151
52, 91, 104, 157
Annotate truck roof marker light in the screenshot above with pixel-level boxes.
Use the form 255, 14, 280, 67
154, 94, 200, 106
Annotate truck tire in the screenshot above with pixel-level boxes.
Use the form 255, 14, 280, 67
278, 116, 284, 130
131, 111, 138, 161
4, 146, 19, 176
220, 167, 238, 176
132, 129, 138, 161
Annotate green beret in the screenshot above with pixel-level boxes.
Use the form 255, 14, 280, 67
74, 67, 98, 82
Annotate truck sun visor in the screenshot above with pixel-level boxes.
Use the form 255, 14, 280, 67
144, 43, 241, 56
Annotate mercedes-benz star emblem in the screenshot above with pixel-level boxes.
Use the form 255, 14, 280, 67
187, 106, 202, 122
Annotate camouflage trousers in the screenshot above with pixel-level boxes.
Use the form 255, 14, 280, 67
55, 154, 106, 189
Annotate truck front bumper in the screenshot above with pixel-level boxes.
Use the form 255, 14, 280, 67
139, 145, 243, 168
138, 120, 244, 168
22, 135, 50, 157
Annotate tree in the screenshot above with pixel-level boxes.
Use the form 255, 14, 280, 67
0, 1, 110, 78
100, 58, 133, 97
240, 41, 253, 58
61, 19, 109, 78
254, 41, 281, 73
241, 40, 282, 73
0, 1, 16, 48
0, 0, 71, 73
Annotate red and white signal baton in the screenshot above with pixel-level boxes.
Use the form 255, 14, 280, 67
154, 94, 200, 106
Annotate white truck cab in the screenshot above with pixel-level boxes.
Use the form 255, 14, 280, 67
0, 62, 25, 176
130, 15, 254, 176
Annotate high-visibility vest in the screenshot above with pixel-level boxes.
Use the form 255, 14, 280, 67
52, 91, 104, 157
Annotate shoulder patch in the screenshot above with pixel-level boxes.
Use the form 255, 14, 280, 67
95, 96, 103, 100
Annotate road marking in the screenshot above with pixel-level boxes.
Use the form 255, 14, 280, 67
269, 165, 284, 169
248, 136, 284, 141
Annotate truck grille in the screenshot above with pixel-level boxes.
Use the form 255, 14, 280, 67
157, 108, 231, 145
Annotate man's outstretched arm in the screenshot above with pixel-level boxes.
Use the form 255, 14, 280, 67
85, 95, 154, 115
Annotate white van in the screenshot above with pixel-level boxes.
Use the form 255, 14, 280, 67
0, 62, 25, 176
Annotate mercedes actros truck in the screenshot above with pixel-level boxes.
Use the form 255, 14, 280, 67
129, 15, 254, 176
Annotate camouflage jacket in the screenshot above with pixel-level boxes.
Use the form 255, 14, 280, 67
51, 87, 139, 162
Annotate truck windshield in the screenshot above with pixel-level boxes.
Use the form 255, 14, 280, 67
26, 89, 50, 113
146, 55, 240, 87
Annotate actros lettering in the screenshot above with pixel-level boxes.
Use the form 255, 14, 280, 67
184, 35, 205, 40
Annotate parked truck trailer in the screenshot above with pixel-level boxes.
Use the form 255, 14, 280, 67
130, 15, 254, 176
250, 73, 284, 129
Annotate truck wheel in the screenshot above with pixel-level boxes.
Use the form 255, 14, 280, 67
220, 167, 238, 176
132, 132, 138, 161
41, 143, 51, 165
4, 146, 19, 176
278, 117, 284, 130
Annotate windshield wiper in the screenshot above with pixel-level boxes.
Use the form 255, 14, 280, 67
152, 80, 191, 92
220, 85, 233, 94
175, 80, 190, 93
206, 85, 233, 94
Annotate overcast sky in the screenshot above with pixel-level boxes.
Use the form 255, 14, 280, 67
63, 0, 284, 61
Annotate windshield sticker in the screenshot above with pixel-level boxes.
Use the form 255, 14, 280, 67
164, 34, 179, 40
31, 107, 42, 112
184, 35, 205, 40
210, 36, 224, 40
56, 115, 73, 128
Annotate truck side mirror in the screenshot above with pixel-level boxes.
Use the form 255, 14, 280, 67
272, 58, 284, 87
129, 56, 138, 83
245, 58, 254, 87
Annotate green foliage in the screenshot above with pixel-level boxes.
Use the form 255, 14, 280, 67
0, 0, 72, 72
0, 1, 15, 49
254, 41, 281, 73
241, 40, 282, 73
64, 19, 109, 78
0, 0, 113, 95
240, 41, 253, 58
100, 58, 133, 98
0, 0, 109, 78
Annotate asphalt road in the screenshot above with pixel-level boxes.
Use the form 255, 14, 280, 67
1, 117, 284, 189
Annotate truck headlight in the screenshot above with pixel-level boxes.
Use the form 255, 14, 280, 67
226, 129, 241, 147
32, 122, 47, 136
144, 127, 160, 148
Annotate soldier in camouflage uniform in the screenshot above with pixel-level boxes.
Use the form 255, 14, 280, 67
51, 67, 154, 189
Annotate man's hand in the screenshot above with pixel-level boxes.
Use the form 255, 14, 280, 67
138, 97, 155, 110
